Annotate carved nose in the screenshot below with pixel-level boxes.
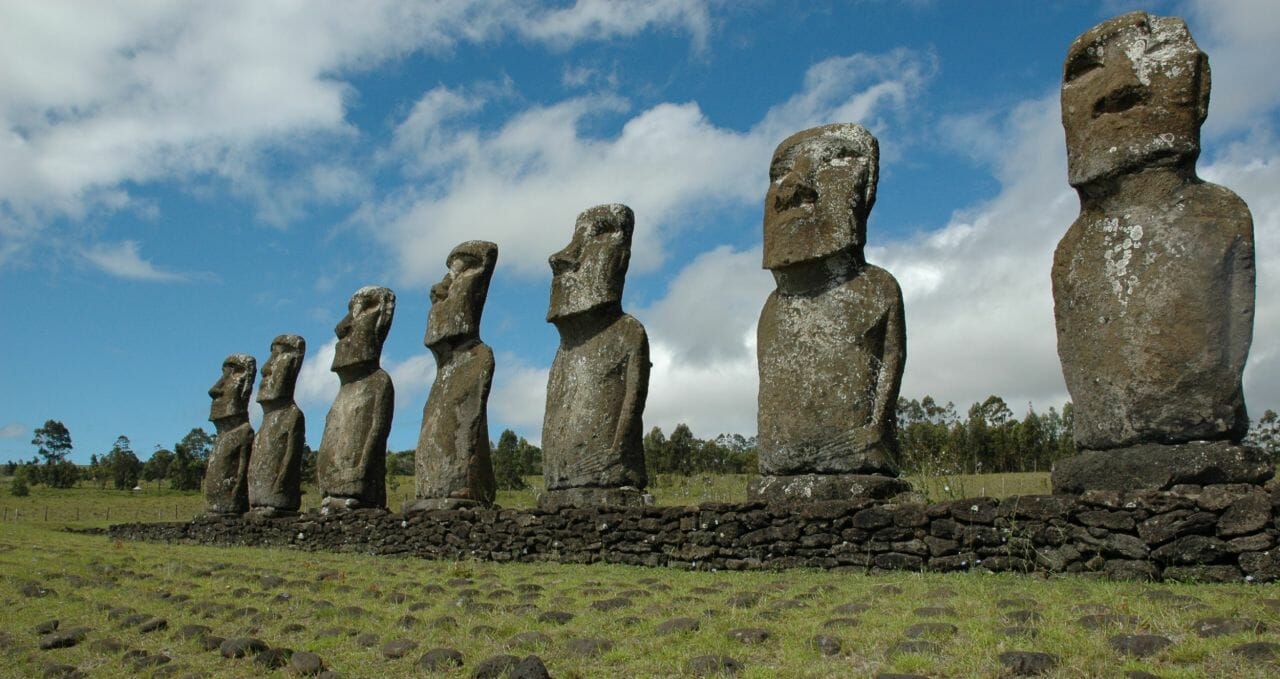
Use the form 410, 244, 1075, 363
549, 249, 578, 275
774, 173, 818, 211
1093, 83, 1149, 117
430, 280, 449, 303
335, 314, 352, 338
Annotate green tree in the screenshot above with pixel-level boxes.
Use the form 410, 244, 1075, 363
32, 420, 73, 464
31, 420, 78, 488
170, 428, 213, 491
492, 429, 527, 490
143, 448, 175, 487
1246, 409, 1280, 462
643, 426, 669, 480
105, 435, 142, 490
667, 423, 698, 475
10, 465, 30, 497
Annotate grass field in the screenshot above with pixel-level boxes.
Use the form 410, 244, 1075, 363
2, 473, 1279, 677
0, 471, 1050, 529
4, 523, 1279, 678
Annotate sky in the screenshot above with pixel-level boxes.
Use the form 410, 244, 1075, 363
2, 0, 1278, 465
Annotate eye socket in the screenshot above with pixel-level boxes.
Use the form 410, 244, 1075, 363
1064, 47, 1103, 83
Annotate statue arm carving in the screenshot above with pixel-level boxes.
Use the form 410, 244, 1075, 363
871, 289, 907, 445
612, 328, 650, 456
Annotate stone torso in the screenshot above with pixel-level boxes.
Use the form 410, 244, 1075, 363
317, 369, 393, 506
542, 314, 649, 490
1053, 181, 1254, 449
757, 264, 904, 475
204, 422, 253, 514
249, 405, 305, 511
415, 343, 496, 502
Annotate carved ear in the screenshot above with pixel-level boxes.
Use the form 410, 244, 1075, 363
376, 295, 396, 339
237, 361, 257, 401
1195, 51, 1211, 126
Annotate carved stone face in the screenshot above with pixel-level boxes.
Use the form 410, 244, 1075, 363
547, 204, 633, 322
763, 123, 878, 271
331, 286, 396, 372
258, 335, 306, 404
425, 241, 498, 348
209, 353, 256, 423
1061, 12, 1209, 188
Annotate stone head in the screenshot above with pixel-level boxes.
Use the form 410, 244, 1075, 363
258, 334, 306, 404
425, 240, 499, 348
331, 286, 396, 372
763, 123, 878, 271
547, 204, 633, 322
1062, 12, 1210, 188
209, 353, 256, 423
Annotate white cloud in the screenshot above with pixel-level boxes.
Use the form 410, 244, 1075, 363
881, 94, 1075, 413
0, 0, 714, 264
488, 353, 550, 444
81, 240, 189, 282
293, 336, 437, 416
376, 49, 932, 284
1201, 136, 1280, 414
1188, 0, 1280, 137
635, 245, 769, 438
0, 423, 25, 438
294, 338, 340, 411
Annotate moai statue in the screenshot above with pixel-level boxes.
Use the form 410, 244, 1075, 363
249, 335, 306, 517
406, 241, 499, 512
317, 286, 396, 512
205, 354, 256, 515
749, 123, 910, 503
540, 204, 650, 508
1050, 12, 1270, 492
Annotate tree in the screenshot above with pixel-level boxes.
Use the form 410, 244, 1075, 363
32, 420, 73, 464
1246, 409, 1280, 462
667, 424, 698, 475
10, 465, 30, 497
492, 429, 527, 490
170, 428, 214, 491
105, 435, 142, 490
143, 448, 175, 487
30, 420, 78, 488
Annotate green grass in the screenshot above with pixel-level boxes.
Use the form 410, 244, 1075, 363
1, 472, 1056, 530
3, 523, 1278, 678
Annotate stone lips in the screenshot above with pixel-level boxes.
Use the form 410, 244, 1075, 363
250, 334, 306, 513
1053, 11, 1256, 486
547, 204, 633, 322
317, 286, 396, 511
1061, 12, 1208, 189
542, 204, 650, 505
757, 123, 907, 494
204, 354, 256, 515
413, 240, 499, 508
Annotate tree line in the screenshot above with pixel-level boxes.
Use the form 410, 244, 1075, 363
6, 404, 1279, 497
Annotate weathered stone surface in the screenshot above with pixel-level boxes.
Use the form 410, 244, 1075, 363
1109, 634, 1173, 657
1217, 488, 1271, 536
411, 241, 498, 510
250, 335, 306, 514
747, 474, 911, 503
538, 486, 649, 510
998, 651, 1058, 676
205, 354, 255, 514
1052, 442, 1272, 493
1052, 12, 1258, 491
687, 654, 741, 676
317, 286, 396, 512
541, 205, 649, 505
756, 124, 906, 499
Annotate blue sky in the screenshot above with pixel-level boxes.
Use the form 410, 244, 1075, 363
2, 0, 1278, 465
